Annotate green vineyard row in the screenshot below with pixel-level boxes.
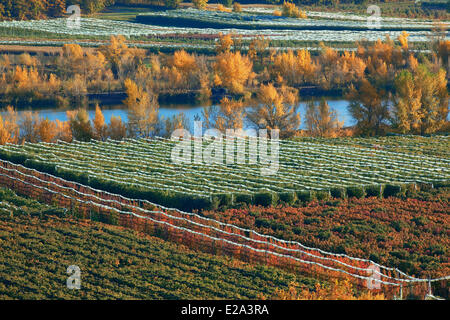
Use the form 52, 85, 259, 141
0, 136, 448, 211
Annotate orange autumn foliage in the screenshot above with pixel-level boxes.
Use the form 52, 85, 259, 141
272, 49, 317, 85
273, 280, 385, 300
281, 1, 307, 19
35, 118, 57, 143
216, 33, 234, 54
214, 51, 253, 94
247, 83, 300, 137
0, 106, 19, 144
54, 119, 72, 142
93, 104, 107, 141
203, 97, 245, 132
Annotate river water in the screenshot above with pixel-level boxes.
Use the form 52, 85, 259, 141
8, 100, 356, 130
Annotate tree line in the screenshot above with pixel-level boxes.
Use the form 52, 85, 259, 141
0, 0, 419, 20
0, 29, 448, 144
0, 0, 117, 20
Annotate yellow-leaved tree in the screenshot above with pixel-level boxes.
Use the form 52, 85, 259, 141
272, 49, 316, 86
93, 104, 108, 141
163, 113, 190, 138
216, 33, 234, 55
35, 118, 57, 143
100, 35, 145, 80
164, 50, 198, 90
13, 66, 40, 89
248, 36, 269, 66
397, 31, 409, 51
123, 78, 159, 138
55, 119, 72, 142
19, 111, 39, 143
203, 97, 245, 132
305, 100, 342, 137
347, 78, 389, 136
393, 64, 448, 134
108, 116, 127, 140
192, 0, 208, 10
247, 83, 300, 138
68, 108, 93, 142
281, 1, 307, 19
0, 115, 11, 145
214, 51, 253, 94
0, 106, 19, 145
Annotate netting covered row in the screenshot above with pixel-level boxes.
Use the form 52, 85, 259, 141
0, 160, 447, 297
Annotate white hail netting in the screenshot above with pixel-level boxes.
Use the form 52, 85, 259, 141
1, 137, 447, 197
0, 160, 448, 287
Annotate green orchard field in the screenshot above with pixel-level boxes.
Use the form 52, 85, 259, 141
0, 135, 448, 211
0, 187, 324, 299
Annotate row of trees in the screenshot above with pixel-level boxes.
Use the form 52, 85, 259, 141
0, 105, 126, 144
205, 31, 448, 136
0, 0, 246, 19
0, 80, 344, 145
0, 31, 448, 140
0, 0, 117, 20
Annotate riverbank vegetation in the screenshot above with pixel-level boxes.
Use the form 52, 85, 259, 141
0, 26, 448, 142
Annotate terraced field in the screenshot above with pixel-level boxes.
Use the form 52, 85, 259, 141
0, 7, 447, 51
296, 135, 450, 159
0, 187, 322, 299
0, 154, 445, 298
0, 137, 447, 299
0, 136, 448, 211
137, 8, 445, 32
202, 188, 450, 280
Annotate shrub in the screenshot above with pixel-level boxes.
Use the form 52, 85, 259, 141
316, 190, 330, 201
405, 183, 418, 194
296, 190, 315, 203
330, 187, 346, 199
0, 151, 28, 165
106, 210, 120, 225
168, 192, 213, 211
365, 184, 384, 198
213, 193, 233, 208
416, 182, 433, 191
383, 184, 404, 197
221, 0, 233, 8
346, 186, 365, 199
234, 193, 253, 205
255, 217, 286, 231
255, 217, 271, 229
433, 180, 450, 188
282, 1, 307, 19
217, 4, 232, 12
56, 167, 80, 183
89, 176, 106, 191
24, 159, 56, 175
193, 0, 208, 10
233, 2, 242, 12
278, 191, 296, 205
254, 192, 275, 207
164, 0, 182, 9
